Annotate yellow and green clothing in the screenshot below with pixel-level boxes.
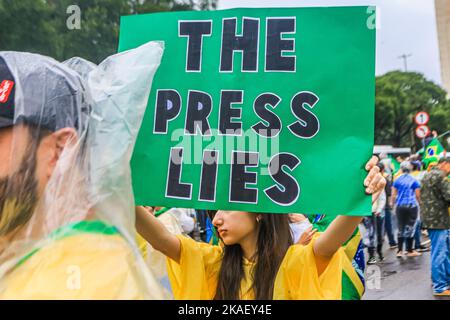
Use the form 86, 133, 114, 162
166, 234, 351, 300
0, 220, 149, 299
309, 214, 365, 300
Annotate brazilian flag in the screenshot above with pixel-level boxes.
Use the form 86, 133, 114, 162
388, 154, 400, 174
206, 217, 219, 245
309, 214, 366, 300
423, 138, 445, 168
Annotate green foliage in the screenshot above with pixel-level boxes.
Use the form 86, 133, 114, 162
0, 0, 217, 63
375, 71, 449, 149
0, 0, 60, 57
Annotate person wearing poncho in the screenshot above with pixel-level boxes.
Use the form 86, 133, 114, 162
0, 43, 169, 299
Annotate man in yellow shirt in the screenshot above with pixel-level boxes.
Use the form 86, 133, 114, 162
0, 46, 166, 299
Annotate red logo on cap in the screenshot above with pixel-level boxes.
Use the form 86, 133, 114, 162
0, 80, 14, 103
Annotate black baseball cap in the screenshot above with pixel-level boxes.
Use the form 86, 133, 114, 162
0, 52, 90, 132
0, 56, 15, 128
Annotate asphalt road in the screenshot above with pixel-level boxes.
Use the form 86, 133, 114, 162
362, 245, 449, 300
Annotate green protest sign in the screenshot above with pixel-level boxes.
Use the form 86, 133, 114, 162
119, 7, 376, 215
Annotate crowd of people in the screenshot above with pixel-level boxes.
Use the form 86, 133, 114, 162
359, 152, 449, 296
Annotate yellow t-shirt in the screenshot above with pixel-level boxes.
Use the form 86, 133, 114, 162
0, 220, 158, 299
166, 234, 346, 300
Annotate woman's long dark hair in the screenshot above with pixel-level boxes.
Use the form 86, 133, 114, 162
213, 213, 293, 300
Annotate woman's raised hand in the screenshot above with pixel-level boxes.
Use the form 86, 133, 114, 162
364, 156, 386, 204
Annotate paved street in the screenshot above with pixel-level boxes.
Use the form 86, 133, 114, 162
363, 245, 449, 300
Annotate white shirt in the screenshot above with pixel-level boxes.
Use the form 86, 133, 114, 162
167, 208, 196, 234
290, 219, 313, 243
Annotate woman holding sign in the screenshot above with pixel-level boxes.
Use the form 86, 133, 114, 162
136, 156, 385, 300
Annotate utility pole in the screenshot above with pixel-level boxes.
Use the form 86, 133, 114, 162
398, 53, 412, 72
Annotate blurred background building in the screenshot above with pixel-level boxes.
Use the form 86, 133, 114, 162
435, 0, 450, 97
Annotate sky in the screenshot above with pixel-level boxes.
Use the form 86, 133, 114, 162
217, 0, 442, 84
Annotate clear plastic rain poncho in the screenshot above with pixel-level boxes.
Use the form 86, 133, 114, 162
0, 41, 171, 299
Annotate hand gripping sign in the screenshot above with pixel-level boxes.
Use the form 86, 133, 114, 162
119, 7, 376, 215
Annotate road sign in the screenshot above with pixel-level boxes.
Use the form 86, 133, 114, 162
416, 125, 430, 138
415, 111, 429, 126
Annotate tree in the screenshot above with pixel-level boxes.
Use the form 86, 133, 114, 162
428, 100, 450, 149
375, 71, 448, 150
0, 0, 217, 64
48, 0, 132, 63
0, 0, 60, 58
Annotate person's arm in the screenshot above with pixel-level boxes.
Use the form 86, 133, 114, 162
313, 156, 386, 273
390, 187, 398, 208
411, 177, 420, 203
415, 188, 421, 203
135, 206, 181, 263
313, 215, 364, 260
